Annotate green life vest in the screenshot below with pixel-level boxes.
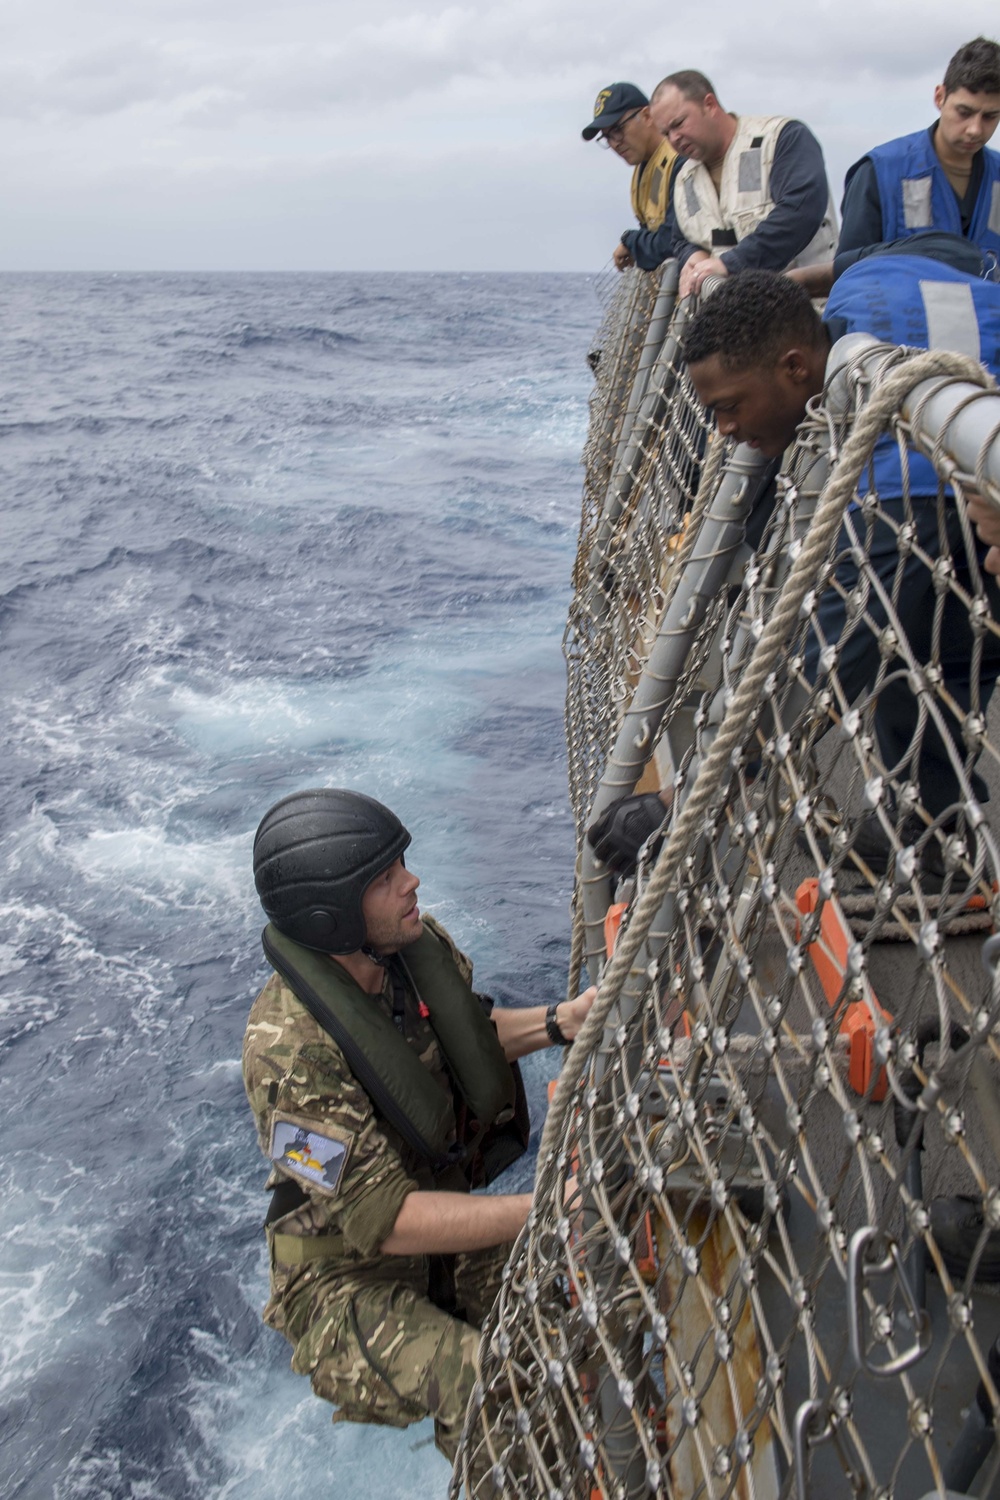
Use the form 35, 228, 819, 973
261, 923, 518, 1172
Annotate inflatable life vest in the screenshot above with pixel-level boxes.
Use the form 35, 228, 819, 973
869, 128, 1000, 261
674, 114, 836, 269
262, 923, 520, 1173
824, 254, 1000, 496
630, 137, 678, 231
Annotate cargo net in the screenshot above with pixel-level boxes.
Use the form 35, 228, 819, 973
565, 265, 711, 833
454, 276, 1000, 1499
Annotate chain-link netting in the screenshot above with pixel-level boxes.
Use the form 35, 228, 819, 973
454, 272, 1000, 1499
564, 264, 710, 843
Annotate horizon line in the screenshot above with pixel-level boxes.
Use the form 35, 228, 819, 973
0, 265, 603, 276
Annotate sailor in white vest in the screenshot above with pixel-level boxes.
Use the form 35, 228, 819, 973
648, 69, 836, 299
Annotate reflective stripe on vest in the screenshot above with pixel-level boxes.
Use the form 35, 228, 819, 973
824, 254, 1000, 496
630, 137, 679, 230
869, 128, 1000, 259
261, 923, 516, 1167
673, 114, 837, 270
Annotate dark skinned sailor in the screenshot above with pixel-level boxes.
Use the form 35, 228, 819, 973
591, 249, 1000, 891
243, 788, 595, 1463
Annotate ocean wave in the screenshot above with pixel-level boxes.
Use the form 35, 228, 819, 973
0, 270, 589, 1499
225, 322, 362, 352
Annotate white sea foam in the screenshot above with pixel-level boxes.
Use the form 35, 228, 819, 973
9, 699, 92, 762
0, 1178, 110, 1401
76, 825, 251, 907
193, 1365, 452, 1500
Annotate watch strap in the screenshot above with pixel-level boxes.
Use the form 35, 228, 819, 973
545, 1002, 568, 1047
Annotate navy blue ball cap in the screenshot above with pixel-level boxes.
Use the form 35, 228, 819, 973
582, 82, 649, 140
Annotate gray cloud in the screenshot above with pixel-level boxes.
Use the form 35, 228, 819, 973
1, 0, 998, 268
4, 3, 991, 125
2, 3, 617, 122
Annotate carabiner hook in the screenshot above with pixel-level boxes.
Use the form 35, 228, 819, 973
848, 1226, 931, 1377
793, 1398, 834, 1500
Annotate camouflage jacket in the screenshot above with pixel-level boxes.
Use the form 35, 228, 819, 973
243, 917, 481, 1319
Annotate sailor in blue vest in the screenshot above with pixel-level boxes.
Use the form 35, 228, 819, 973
675, 252, 1000, 882
838, 37, 1000, 279
818, 250, 1000, 845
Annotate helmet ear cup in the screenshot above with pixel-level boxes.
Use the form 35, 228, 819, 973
304, 909, 339, 949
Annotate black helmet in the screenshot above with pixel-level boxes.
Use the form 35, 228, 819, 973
253, 788, 411, 953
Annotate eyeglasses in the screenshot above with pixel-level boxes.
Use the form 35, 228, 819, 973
599, 110, 642, 148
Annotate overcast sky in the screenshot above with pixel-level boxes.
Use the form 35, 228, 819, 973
2, 0, 998, 272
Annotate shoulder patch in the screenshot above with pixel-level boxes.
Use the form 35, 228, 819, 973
270, 1117, 349, 1193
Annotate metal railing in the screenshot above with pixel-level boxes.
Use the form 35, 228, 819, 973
454, 265, 1000, 1500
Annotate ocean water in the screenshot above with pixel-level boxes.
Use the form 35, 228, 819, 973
0, 271, 597, 1498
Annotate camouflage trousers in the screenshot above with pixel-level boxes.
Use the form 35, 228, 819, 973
286, 1243, 510, 1464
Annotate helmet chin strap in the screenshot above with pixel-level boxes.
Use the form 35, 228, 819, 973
361, 943, 387, 966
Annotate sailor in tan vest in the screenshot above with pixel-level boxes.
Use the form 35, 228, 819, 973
582, 81, 680, 271
648, 69, 836, 298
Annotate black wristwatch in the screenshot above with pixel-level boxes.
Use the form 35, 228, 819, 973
546, 1002, 568, 1046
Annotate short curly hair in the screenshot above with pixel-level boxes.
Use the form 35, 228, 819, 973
682, 270, 825, 370
943, 37, 1000, 97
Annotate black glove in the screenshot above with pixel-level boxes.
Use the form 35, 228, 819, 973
586, 793, 668, 877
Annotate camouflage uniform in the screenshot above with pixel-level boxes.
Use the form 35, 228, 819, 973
242, 917, 511, 1461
